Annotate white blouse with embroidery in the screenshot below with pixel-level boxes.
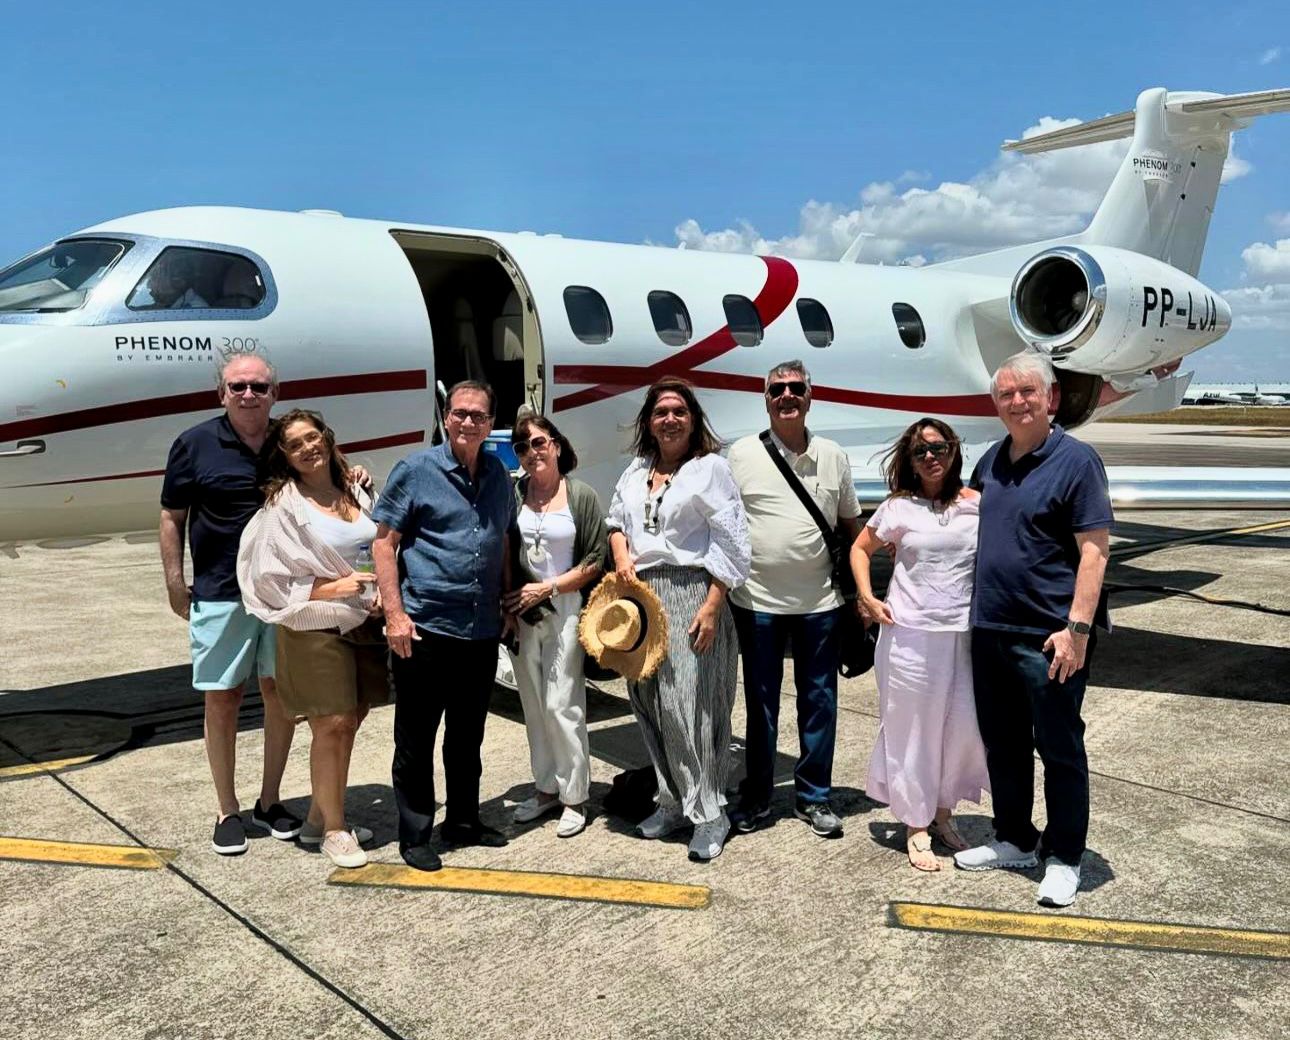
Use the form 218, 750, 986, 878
607, 454, 751, 590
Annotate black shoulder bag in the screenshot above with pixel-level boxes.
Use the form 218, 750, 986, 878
759, 431, 877, 678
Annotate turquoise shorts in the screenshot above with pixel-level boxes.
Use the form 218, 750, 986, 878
189, 599, 277, 691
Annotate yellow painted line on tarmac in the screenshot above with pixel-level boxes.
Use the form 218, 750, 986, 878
889, 902, 1290, 961
329, 862, 710, 910
0, 836, 178, 871
0, 754, 97, 779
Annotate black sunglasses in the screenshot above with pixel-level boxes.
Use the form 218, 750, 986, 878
514, 434, 552, 457
226, 381, 272, 396
767, 380, 808, 399
912, 440, 953, 459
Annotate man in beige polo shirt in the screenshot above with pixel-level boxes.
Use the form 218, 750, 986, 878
727, 360, 861, 838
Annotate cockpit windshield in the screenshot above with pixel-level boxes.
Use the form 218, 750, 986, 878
0, 239, 131, 312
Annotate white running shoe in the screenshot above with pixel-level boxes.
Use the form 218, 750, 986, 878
321, 830, 368, 869
953, 840, 1039, 871
688, 815, 731, 862
556, 806, 587, 838
1037, 857, 1081, 907
513, 794, 562, 823
636, 805, 686, 839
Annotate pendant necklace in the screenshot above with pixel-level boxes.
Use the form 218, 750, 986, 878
525, 479, 561, 568
644, 464, 677, 535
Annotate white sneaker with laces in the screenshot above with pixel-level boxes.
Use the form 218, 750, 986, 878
1037, 857, 1081, 907
636, 804, 686, 839
321, 830, 368, 869
556, 806, 587, 838
300, 821, 373, 846
953, 840, 1039, 871
688, 815, 731, 862
513, 794, 562, 823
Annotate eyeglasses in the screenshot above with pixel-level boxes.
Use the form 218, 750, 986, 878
514, 434, 551, 457
448, 408, 493, 425
226, 381, 272, 396
766, 380, 808, 399
913, 441, 953, 459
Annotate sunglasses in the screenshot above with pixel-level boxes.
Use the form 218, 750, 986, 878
226, 381, 272, 396
913, 441, 953, 459
767, 380, 808, 399
514, 434, 552, 457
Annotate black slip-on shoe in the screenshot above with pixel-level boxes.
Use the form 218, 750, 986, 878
400, 842, 443, 872
439, 821, 509, 848
248, 800, 303, 841
212, 814, 248, 855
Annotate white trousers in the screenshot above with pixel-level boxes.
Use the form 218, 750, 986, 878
513, 593, 590, 805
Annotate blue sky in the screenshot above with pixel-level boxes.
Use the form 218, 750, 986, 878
3, 1, 1288, 377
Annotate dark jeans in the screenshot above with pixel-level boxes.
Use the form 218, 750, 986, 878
731, 604, 841, 807
391, 627, 497, 847
971, 627, 1096, 866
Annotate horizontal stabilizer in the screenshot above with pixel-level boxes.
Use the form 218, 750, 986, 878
1003, 87, 1290, 154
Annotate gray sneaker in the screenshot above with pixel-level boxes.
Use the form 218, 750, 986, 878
953, 840, 1039, 871
635, 804, 686, 839
794, 800, 843, 838
687, 815, 731, 862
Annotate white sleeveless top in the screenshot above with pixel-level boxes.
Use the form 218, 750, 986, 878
303, 501, 378, 567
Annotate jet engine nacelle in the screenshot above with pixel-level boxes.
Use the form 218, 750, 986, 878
1009, 245, 1231, 375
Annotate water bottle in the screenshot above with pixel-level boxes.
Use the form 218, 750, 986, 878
354, 544, 375, 606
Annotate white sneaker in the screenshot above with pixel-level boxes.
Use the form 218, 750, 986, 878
321, 830, 368, 869
953, 840, 1039, 871
300, 821, 373, 846
688, 815, 731, 862
556, 806, 587, 838
513, 794, 562, 823
636, 804, 686, 839
1037, 857, 1081, 907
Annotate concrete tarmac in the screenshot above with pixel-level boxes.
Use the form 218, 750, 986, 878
1076, 421, 1290, 468
2, 510, 1289, 1040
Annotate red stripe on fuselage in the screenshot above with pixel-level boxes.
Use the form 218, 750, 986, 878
552, 255, 799, 412
8, 430, 426, 488
0, 369, 428, 444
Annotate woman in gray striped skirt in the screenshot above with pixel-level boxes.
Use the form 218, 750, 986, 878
607, 378, 751, 861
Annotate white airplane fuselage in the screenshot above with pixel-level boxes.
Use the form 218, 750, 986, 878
0, 206, 1033, 541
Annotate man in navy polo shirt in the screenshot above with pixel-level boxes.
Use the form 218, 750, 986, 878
160, 353, 301, 856
373, 380, 517, 872
954, 351, 1112, 908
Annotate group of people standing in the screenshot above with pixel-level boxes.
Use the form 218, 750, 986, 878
162, 344, 1110, 908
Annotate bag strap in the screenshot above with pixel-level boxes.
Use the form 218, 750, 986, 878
759, 430, 839, 555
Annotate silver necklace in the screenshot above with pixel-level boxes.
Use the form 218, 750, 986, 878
525, 479, 561, 567
929, 498, 952, 527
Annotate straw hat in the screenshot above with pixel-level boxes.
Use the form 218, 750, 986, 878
578, 573, 669, 681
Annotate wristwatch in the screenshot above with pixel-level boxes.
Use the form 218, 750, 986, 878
1066, 620, 1092, 635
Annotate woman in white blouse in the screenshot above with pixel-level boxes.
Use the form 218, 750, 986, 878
237, 409, 386, 870
608, 377, 751, 862
849, 418, 990, 872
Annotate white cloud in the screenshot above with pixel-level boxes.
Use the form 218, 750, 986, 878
1222, 284, 1290, 330
1258, 46, 1282, 65
1267, 211, 1290, 233
671, 117, 1252, 264
1240, 239, 1290, 281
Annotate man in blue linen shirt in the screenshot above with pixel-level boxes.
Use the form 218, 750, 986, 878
373, 380, 517, 872
953, 352, 1112, 909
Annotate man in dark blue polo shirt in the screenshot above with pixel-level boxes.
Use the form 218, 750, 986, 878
373, 380, 518, 872
160, 353, 300, 856
954, 352, 1112, 908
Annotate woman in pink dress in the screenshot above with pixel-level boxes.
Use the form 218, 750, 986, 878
849, 417, 990, 871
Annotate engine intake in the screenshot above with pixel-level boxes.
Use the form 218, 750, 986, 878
1009, 245, 1230, 375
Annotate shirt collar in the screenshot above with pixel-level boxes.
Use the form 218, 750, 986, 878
1001, 422, 1064, 465
769, 426, 815, 460
216, 412, 264, 455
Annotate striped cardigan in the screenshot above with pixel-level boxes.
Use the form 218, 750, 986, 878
237, 480, 375, 633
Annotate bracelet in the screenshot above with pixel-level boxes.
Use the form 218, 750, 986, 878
548, 579, 558, 599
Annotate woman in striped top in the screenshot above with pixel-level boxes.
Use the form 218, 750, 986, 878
237, 409, 388, 870
607, 378, 752, 862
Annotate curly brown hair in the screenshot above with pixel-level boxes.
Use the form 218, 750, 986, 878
630, 377, 722, 463
259, 409, 357, 509
881, 417, 964, 505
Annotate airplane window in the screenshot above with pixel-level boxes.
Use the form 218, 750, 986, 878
127, 247, 266, 311
892, 302, 925, 348
796, 298, 833, 348
647, 290, 692, 347
563, 286, 612, 344
723, 294, 763, 347
0, 239, 131, 313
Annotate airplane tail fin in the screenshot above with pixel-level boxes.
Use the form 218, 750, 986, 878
1005, 87, 1290, 276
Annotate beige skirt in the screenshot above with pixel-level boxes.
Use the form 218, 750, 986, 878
274, 618, 391, 718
